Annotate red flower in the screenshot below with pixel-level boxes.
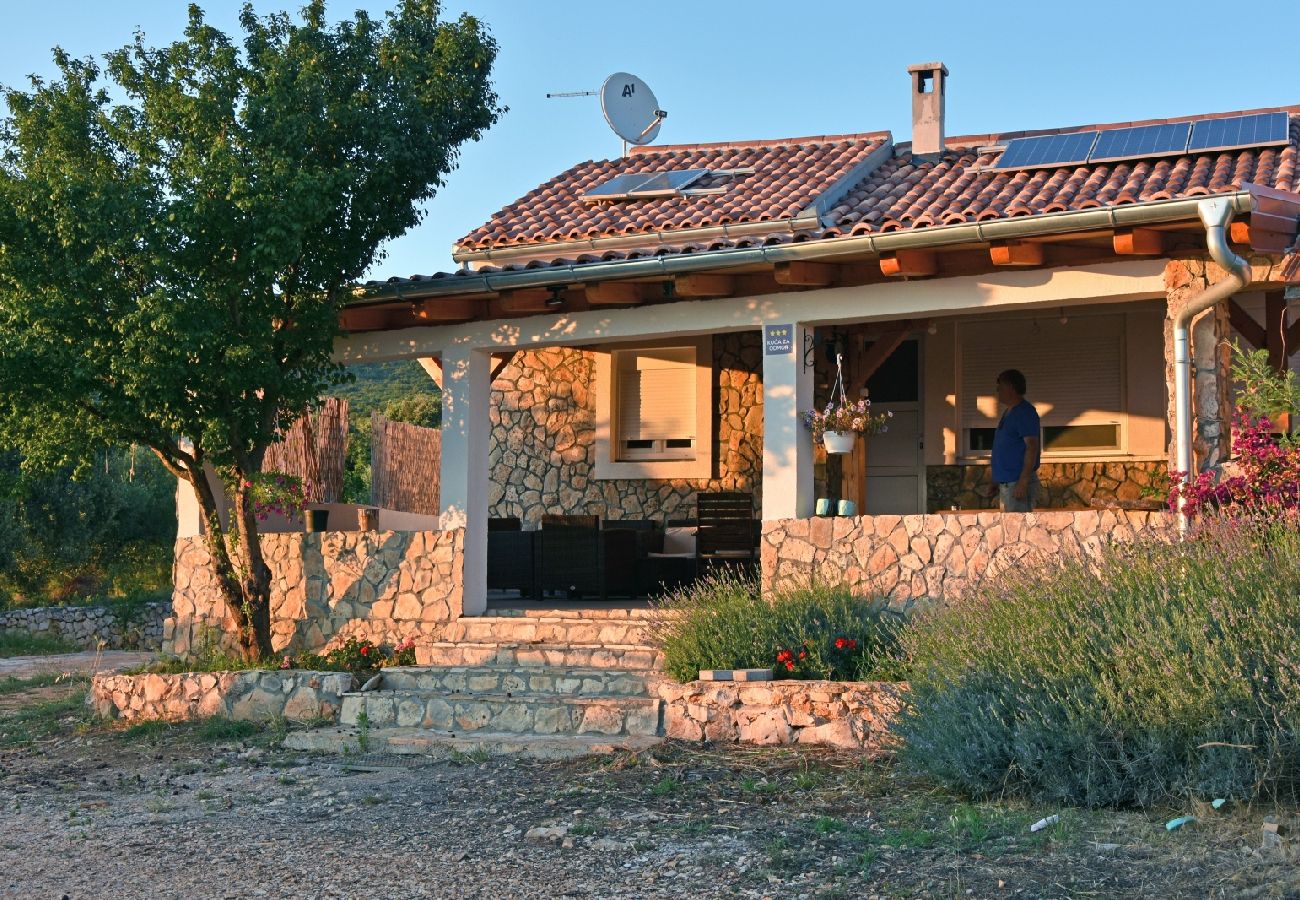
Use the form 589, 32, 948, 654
785, 662, 795, 672
360, 645, 370, 656
848, 639, 858, 650
798, 650, 806, 659
835, 638, 846, 650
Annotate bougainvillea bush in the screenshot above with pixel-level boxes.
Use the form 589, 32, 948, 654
1169, 346, 1300, 516
897, 516, 1300, 808
650, 570, 904, 683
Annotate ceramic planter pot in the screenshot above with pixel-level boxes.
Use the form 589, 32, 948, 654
822, 430, 856, 454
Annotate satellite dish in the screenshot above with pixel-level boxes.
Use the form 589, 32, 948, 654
600, 72, 666, 146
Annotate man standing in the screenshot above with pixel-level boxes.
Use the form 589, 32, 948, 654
991, 369, 1041, 512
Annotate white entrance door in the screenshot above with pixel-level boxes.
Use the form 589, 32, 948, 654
862, 339, 925, 514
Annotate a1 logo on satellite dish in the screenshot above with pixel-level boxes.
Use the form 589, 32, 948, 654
600, 72, 667, 146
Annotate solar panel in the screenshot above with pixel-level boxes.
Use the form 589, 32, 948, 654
582, 169, 708, 201
1188, 112, 1291, 153
1089, 122, 1192, 163
994, 131, 1099, 171
628, 169, 708, 196
582, 173, 657, 200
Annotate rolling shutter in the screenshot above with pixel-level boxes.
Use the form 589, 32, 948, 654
959, 316, 1124, 428
616, 347, 696, 442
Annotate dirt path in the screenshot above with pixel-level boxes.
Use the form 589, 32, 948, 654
0, 683, 1297, 899
0, 650, 153, 680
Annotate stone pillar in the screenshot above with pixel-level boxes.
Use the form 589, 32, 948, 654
439, 345, 491, 616
761, 324, 815, 520
1164, 258, 1233, 474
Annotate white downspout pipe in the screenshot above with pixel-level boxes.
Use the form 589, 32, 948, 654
1173, 197, 1252, 523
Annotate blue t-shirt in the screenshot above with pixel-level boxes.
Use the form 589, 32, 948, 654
991, 399, 1041, 483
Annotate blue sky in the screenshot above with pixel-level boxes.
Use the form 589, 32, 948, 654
1, 1, 1294, 280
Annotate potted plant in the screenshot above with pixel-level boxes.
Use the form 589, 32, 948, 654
802, 354, 890, 454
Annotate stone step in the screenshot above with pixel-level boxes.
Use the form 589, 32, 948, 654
418, 641, 663, 671
442, 617, 655, 646
375, 665, 659, 698
340, 690, 663, 737
284, 726, 662, 761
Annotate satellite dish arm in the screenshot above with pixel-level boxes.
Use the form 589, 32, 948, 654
637, 109, 667, 141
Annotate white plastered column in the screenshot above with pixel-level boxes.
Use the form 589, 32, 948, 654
438, 344, 491, 616
761, 324, 815, 521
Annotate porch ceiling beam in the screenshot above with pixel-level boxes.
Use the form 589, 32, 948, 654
493, 289, 555, 315
672, 273, 735, 298
1228, 299, 1266, 349
411, 297, 478, 323
1230, 218, 1298, 254
988, 241, 1044, 267
774, 260, 839, 287
490, 351, 517, 382
584, 281, 650, 306
339, 307, 395, 332
1112, 228, 1165, 255
846, 323, 919, 396
879, 250, 936, 277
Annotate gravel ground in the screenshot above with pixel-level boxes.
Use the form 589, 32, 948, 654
0, 650, 153, 679
1, 684, 1299, 899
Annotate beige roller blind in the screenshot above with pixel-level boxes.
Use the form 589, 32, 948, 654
617, 347, 696, 442
959, 316, 1124, 428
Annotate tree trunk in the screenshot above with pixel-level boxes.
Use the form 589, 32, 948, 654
186, 467, 274, 662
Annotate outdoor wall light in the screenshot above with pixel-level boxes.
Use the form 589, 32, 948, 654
545, 286, 566, 308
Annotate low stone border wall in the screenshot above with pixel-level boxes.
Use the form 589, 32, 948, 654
90, 670, 354, 723
657, 679, 904, 752
0, 602, 168, 651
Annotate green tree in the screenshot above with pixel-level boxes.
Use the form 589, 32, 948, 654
0, 2, 502, 658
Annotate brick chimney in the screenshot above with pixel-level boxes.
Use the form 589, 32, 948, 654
907, 61, 948, 159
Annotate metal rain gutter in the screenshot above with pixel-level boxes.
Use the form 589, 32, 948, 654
1172, 196, 1252, 524
355, 192, 1256, 308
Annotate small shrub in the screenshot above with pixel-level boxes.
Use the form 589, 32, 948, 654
898, 516, 1300, 808
650, 570, 902, 683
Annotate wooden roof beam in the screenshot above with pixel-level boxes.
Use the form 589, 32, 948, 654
989, 241, 1044, 266
673, 273, 735, 297
879, 249, 936, 277
411, 297, 478, 323
774, 260, 839, 287
1112, 228, 1165, 255
585, 281, 651, 306
493, 289, 555, 315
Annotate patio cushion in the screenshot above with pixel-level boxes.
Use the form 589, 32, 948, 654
662, 526, 696, 556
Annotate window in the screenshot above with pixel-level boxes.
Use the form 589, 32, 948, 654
958, 315, 1125, 456
593, 335, 714, 480
615, 346, 697, 461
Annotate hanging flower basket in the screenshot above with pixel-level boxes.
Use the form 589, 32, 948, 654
822, 430, 857, 454
802, 351, 891, 450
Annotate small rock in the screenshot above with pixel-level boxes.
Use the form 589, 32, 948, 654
561, 837, 575, 850
525, 826, 568, 843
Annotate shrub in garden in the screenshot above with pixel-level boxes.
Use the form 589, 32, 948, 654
897, 516, 1300, 808
650, 570, 903, 683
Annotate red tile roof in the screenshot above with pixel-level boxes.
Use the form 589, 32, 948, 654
438, 106, 1300, 276
456, 133, 889, 251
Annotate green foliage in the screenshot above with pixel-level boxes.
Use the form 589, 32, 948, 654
0, 2, 501, 656
0, 449, 173, 605
651, 570, 903, 684
1233, 343, 1300, 432
290, 634, 415, 676
898, 516, 1300, 808
334, 361, 440, 418
340, 380, 441, 504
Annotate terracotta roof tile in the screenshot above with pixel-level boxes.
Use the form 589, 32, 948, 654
456, 134, 890, 251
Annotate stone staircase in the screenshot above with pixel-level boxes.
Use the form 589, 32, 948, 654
284, 608, 667, 760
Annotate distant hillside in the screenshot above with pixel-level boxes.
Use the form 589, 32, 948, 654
332, 360, 439, 418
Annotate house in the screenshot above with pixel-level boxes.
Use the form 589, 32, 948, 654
170, 63, 1300, 657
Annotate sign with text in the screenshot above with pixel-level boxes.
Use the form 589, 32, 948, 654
764, 323, 795, 356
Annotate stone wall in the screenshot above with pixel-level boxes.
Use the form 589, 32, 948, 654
761, 510, 1169, 609
488, 333, 763, 525
90, 669, 353, 723
168, 529, 464, 656
924, 461, 1169, 512
0, 602, 168, 651
657, 679, 903, 752
1164, 258, 1233, 473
